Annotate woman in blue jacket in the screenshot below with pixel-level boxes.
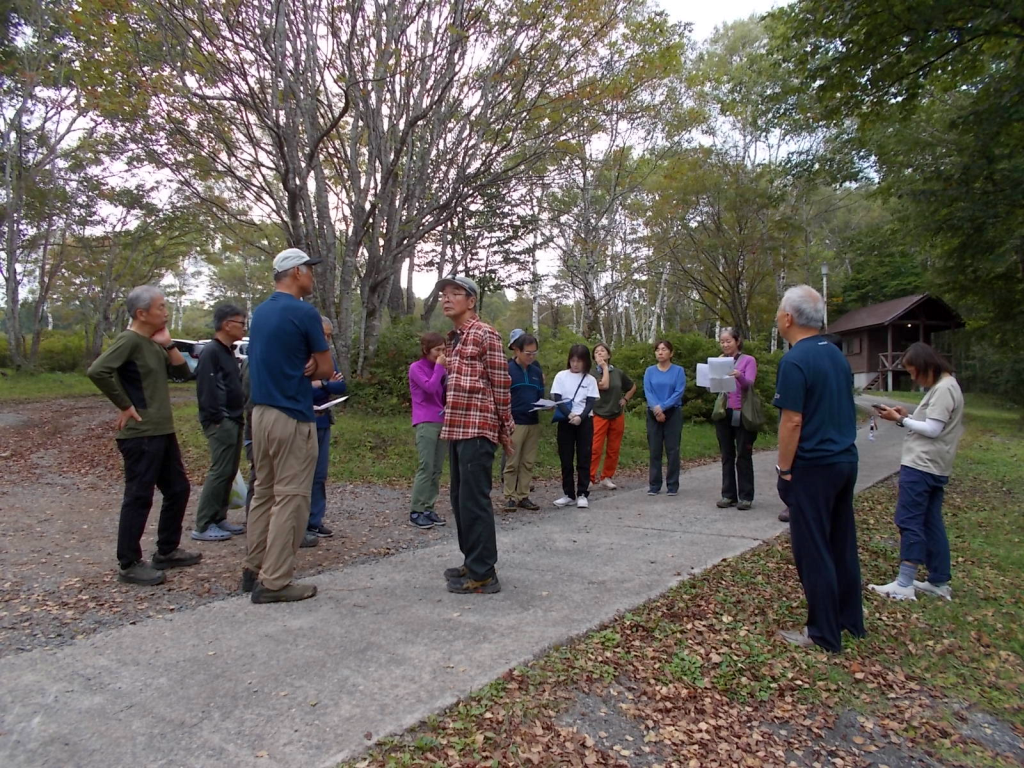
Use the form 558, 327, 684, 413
307, 316, 347, 544
643, 339, 686, 496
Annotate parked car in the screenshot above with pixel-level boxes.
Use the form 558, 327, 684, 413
169, 339, 202, 381
232, 337, 249, 362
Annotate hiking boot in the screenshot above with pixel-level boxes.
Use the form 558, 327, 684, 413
553, 495, 573, 507
518, 497, 540, 511
151, 548, 202, 570
241, 568, 258, 593
576, 496, 589, 509
300, 531, 319, 548
599, 477, 617, 490
778, 507, 790, 523
443, 565, 467, 580
191, 523, 232, 542
218, 520, 246, 535
425, 510, 446, 526
868, 580, 916, 601
118, 560, 166, 586
777, 627, 815, 649
737, 499, 753, 511
447, 574, 501, 594
504, 497, 517, 511
409, 512, 434, 529
914, 580, 953, 601
309, 524, 333, 538
251, 581, 318, 604
717, 497, 736, 508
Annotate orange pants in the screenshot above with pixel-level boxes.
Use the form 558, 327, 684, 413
591, 413, 625, 482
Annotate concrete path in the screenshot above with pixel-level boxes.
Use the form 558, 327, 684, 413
0, 398, 904, 768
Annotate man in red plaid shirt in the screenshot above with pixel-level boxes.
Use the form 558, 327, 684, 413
436, 275, 514, 594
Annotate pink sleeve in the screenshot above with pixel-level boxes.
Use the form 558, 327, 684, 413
736, 355, 757, 391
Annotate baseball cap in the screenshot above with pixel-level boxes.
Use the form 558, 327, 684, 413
508, 328, 525, 349
434, 274, 479, 298
273, 248, 322, 273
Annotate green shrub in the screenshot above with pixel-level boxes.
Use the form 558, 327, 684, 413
0, 335, 9, 368
36, 331, 88, 372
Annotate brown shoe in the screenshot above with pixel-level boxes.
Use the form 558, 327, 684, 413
777, 627, 814, 649
251, 582, 318, 603
241, 568, 258, 593
447, 574, 501, 594
443, 565, 467, 580
151, 548, 203, 570
778, 507, 790, 523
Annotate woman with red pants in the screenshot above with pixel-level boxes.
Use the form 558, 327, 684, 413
590, 343, 637, 490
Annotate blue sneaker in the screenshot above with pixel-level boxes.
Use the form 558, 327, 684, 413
409, 512, 434, 529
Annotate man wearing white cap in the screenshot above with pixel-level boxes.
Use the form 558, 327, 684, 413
435, 275, 514, 594
243, 248, 334, 603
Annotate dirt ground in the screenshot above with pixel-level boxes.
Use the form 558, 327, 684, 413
0, 395, 663, 659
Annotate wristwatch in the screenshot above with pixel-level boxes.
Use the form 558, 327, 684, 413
163, 343, 176, 351
776, 465, 792, 477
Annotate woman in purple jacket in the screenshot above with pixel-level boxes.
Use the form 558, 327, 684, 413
408, 332, 448, 529
715, 328, 758, 510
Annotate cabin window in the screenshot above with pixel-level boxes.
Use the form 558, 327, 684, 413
843, 336, 862, 356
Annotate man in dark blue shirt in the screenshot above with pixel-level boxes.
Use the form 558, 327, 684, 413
773, 284, 865, 653
243, 248, 333, 604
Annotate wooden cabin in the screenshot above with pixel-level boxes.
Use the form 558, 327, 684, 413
826, 294, 964, 391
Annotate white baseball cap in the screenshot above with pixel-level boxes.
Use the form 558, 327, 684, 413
272, 248, 322, 273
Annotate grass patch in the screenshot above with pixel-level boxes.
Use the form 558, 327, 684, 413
173, 407, 777, 486
342, 396, 1024, 767
0, 369, 97, 401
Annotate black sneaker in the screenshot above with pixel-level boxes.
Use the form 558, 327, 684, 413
503, 497, 517, 510
443, 565, 467, 580
151, 548, 203, 570
241, 568, 258, 593
309, 524, 334, 538
447, 574, 501, 594
425, 510, 446, 526
410, 512, 434, 529
518, 497, 540, 511
118, 560, 166, 586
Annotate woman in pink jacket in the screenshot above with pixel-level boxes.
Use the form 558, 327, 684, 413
715, 328, 758, 510
408, 332, 448, 529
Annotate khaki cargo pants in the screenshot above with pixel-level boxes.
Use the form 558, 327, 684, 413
245, 406, 317, 590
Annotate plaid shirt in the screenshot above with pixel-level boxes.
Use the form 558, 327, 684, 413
440, 315, 514, 446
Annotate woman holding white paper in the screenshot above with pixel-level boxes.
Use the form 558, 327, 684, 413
714, 328, 757, 510
643, 340, 686, 496
550, 345, 600, 509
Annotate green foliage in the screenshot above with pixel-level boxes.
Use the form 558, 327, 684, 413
0, 369, 97, 401
0, 331, 91, 373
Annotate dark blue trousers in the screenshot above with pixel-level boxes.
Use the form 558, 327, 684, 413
778, 461, 865, 653
895, 465, 951, 584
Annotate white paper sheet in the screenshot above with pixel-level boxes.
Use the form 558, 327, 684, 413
531, 398, 569, 412
708, 357, 735, 377
709, 377, 736, 393
313, 396, 349, 412
696, 363, 710, 388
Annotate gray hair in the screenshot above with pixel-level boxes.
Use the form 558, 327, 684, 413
779, 285, 825, 329
126, 285, 163, 321
320, 315, 334, 333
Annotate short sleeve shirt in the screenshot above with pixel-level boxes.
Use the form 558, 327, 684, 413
593, 365, 635, 418
902, 375, 964, 477
248, 292, 329, 422
550, 370, 600, 416
773, 336, 858, 466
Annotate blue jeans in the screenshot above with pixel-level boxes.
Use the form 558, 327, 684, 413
308, 427, 331, 530
894, 465, 951, 584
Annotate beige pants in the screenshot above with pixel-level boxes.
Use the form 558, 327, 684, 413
503, 422, 541, 501
245, 405, 317, 590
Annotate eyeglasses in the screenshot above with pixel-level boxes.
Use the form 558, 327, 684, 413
520, 350, 538, 357
439, 291, 467, 301
226, 319, 247, 328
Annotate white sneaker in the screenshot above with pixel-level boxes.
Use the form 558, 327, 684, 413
868, 580, 916, 601
914, 580, 953, 601
577, 496, 589, 509
553, 496, 573, 508
599, 478, 617, 490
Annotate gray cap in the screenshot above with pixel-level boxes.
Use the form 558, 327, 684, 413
508, 328, 525, 349
273, 248, 322, 273
434, 274, 479, 298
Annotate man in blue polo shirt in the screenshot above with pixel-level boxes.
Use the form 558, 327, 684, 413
773, 284, 865, 653
243, 248, 334, 604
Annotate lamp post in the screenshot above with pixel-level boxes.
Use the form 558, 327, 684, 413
821, 263, 830, 330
